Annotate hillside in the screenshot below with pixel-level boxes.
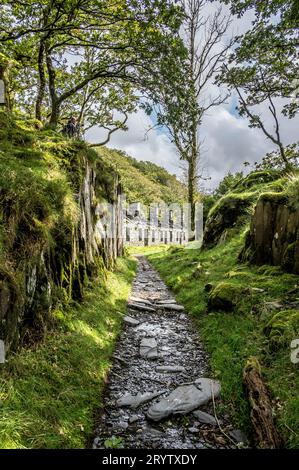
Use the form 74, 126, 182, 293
97, 147, 188, 205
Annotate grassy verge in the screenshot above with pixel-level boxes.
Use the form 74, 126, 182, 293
126, 244, 172, 256
0, 257, 136, 449
147, 237, 299, 448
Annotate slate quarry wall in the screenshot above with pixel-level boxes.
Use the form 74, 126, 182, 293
241, 193, 299, 274
0, 152, 123, 352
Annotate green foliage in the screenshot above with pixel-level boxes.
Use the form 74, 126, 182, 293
104, 436, 124, 449
0, 0, 184, 127
213, 171, 244, 198
0, 111, 122, 347
0, 257, 136, 449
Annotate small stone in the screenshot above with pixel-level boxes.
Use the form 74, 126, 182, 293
140, 337, 158, 359
229, 429, 249, 445
179, 314, 186, 320
147, 378, 221, 422
188, 427, 199, 434
204, 283, 213, 292
251, 287, 265, 293
129, 415, 139, 424
193, 410, 218, 426
123, 315, 140, 326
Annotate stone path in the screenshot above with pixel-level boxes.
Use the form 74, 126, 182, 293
93, 257, 244, 449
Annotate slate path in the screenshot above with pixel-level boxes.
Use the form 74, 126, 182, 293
92, 256, 239, 449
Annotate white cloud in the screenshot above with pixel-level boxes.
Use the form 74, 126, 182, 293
86, 109, 181, 177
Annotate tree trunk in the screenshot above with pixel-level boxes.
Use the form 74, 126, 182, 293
45, 45, 60, 129
278, 143, 292, 171
188, 157, 196, 236
188, 110, 199, 235
49, 101, 61, 129
35, 40, 46, 122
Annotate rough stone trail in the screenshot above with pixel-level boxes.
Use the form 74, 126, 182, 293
93, 257, 240, 449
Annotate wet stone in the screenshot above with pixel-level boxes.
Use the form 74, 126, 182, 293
158, 304, 184, 312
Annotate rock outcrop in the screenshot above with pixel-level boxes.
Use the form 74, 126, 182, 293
202, 194, 254, 248
0, 149, 123, 351
240, 193, 299, 274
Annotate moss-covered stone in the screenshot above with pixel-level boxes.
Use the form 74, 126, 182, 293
263, 310, 299, 351
203, 194, 254, 248
208, 281, 247, 312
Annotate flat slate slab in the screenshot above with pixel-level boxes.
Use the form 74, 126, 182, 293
156, 365, 186, 373
124, 315, 140, 326
140, 337, 158, 359
117, 390, 166, 409
157, 304, 184, 312
130, 296, 153, 305
128, 302, 156, 312
147, 378, 221, 422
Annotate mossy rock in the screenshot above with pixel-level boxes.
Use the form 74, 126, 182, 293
263, 309, 299, 351
208, 281, 247, 312
203, 194, 254, 248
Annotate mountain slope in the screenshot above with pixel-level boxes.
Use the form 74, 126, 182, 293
96, 147, 187, 205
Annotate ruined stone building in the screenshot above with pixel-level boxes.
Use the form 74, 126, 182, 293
124, 202, 188, 246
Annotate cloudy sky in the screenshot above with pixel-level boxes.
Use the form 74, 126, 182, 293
86, 2, 298, 192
